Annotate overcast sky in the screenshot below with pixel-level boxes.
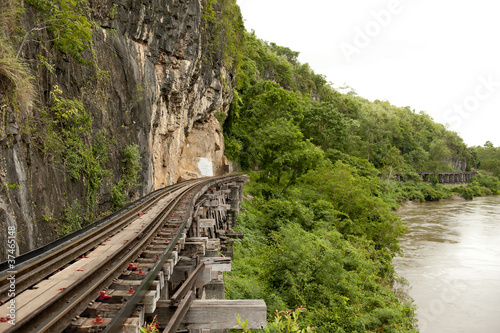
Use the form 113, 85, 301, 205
237, 0, 500, 147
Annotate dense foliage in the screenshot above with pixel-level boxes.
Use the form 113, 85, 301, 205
223, 23, 500, 332
224, 34, 475, 174
202, 0, 245, 71
227, 172, 416, 332
111, 144, 142, 210
472, 141, 500, 177
223, 32, 420, 332
0, 0, 34, 112
25, 0, 92, 64
32, 85, 112, 223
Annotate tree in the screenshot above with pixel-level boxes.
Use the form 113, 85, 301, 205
474, 143, 500, 176
254, 118, 323, 192
301, 160, 405, 253
381, 147, 406, 183
425, 139, 452, 174
300, 102, 351, 152
24, 0, 92, 64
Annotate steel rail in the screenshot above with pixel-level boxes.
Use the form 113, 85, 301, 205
5, 179, 206, 333
163, 290, 194, 333
0, 181, 192, 302
1, 174, 244, 332
0, 180, 189, 272
170, 262, 205, 306
104, 173, 245, 333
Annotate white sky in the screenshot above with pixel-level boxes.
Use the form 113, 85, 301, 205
237, 0, 500, 147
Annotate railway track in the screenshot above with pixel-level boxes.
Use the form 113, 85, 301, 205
0, 174, 259, 332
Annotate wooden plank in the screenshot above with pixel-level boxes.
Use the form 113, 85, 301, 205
170, 263, 205, 305
143, 289, 160, 313
201, 257, 231, 272
199, 219, 215, 228
186, 237, 209, 245
225, 232, 244, 239
3, 244, 123, 317
66, 317, 112, 332
162, 290, 194, 333
85, 302, 124, 318
122, 317, 141, 333
160, 300, 266, 330
183, 242, 205, 256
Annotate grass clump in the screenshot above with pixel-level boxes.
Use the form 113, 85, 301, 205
0, 0, 35, 111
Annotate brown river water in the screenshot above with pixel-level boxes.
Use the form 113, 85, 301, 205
393, 196, 500, 333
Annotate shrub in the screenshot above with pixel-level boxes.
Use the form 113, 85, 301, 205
111, 144, 142, 211
59, 199, 82, 236
26, 0, 92, 64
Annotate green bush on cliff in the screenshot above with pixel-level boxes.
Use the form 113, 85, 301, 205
39, 86, 111, 221
26, 0, 92, 64
0, 0, 35, 111
59, 199, 82, 236
202, 0, 244, 71
111, 144, 142, 211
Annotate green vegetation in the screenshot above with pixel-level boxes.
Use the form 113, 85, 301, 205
222, 30, 431, 332
226, 170, 416, 332
472, 141, 500, 177
111, 144, 142, 211
224, 33, 473, 175
223, 19, 500, 331
139, 315, 159, 333
0, 0, 34, 112
3, 0, 500, 330
234, 307, 314, 333
25, 0, 92, 64
58, 199, 82, 236
214, 110, 227, 125
1, 0, 112, 231
4, 182, 19, 189
36, 86, 111, 221
451, 172, 500, 200
202, 0, 245, 71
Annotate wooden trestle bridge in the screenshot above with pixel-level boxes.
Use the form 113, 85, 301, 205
0, 174, 266, 332
394, 171, 478, 184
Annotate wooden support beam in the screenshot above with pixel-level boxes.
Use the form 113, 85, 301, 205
122, 317, 141, 333
170, 262, 205, 306
169, 300, 266, 330
225, 232, 244, 239
183, 241, 206, 256
199, 219, 216, 228
162, 290, 194, 333
200, 257, 231, 272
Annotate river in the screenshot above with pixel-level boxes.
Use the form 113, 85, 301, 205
393, 196, 500, 333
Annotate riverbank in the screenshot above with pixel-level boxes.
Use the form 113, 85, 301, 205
396, 194, 467, 214
388, 171, 500, 210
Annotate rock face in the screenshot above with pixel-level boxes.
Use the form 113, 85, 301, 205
0, 0, 233, 259
450, 157, 467, 172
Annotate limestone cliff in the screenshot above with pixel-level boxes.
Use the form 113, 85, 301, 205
0, 0, 241, 259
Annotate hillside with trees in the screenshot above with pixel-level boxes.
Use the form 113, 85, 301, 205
222, 30, 500, 332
